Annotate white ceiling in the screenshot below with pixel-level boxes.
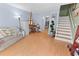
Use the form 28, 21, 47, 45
8, 3, 69, 15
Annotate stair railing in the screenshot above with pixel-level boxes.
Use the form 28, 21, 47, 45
69, 8, 76, 44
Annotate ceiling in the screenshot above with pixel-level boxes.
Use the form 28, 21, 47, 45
8, 3, 69, 15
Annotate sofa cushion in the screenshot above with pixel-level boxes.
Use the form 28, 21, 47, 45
2, 29, 12, 36
0, 26, 19, 35
0, 33, 4, 39
0, 40, 5, 45
0, 29, 8, 39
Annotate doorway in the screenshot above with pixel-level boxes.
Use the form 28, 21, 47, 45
45, 16, 50, 30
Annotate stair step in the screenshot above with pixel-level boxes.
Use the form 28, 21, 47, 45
57, 29, 71, 32
56, 35, 71, 40
59, 20, 70, 21
59, 18, 70, 21
58, 25, 71, 28
57, 28, 71, 32
59, 18, 69, 20
58, 24, 71, 28
55, 16, 72, 42
57, 26, 71, 29
56, 33, 72, 38
59, 16, 69, 19
58, 22, 70, 25
59, 19, 70, 20
59, 19, 70, 21
58, 22, 70, 24
57, 27, 71, 30
57, 30, 71, 34
55, 37, 72, 43
59, 18, 70, 20
57, 32, 71, 36
59, 18, 69, 21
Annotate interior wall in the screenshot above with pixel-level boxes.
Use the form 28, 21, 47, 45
74, 4, 79, 27
69, 3, 79, 41
0, 3, 30, 27
72, 3, 79, 34
32, 5, 60, 32
32, 14, 45, 31
59, 5, 70, 16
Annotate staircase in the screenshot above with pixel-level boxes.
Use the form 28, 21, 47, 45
55, 16, 72, 43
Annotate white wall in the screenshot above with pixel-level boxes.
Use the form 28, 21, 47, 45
0, 4, 30, 36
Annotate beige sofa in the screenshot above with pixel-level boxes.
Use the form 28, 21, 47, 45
0, 27, 23, 51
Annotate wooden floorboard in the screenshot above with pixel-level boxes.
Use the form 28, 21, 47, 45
0, 30, 70, 56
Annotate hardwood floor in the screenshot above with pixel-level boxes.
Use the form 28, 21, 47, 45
0, 30, 70, 56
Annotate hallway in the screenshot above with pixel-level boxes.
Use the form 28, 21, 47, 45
0, 30, 70, 56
